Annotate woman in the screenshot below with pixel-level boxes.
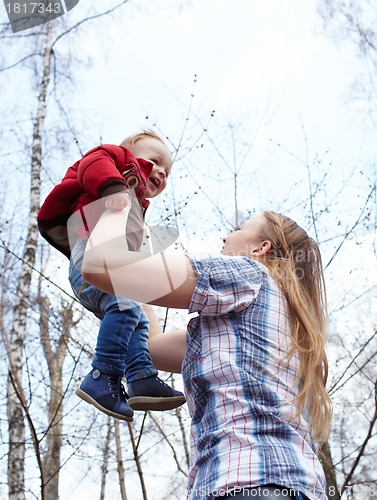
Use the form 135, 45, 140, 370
82, 206, 332, 500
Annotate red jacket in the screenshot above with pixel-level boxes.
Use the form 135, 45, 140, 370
37, 144, 152, 258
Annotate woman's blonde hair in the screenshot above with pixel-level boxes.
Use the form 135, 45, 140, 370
260, 211, 332, 444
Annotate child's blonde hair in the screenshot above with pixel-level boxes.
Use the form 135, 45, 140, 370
260, 211, 332, 444
121, 129, 166, 149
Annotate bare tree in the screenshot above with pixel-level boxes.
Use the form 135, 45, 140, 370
318, 0, 377, 127
100, 418, 113, 500
39, 291, 77, 499
6, 21, 53, 499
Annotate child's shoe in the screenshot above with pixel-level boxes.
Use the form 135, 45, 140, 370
76, 369, 134, 421
127, 376, 186, 411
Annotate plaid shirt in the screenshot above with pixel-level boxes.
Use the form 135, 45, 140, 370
183, 255, 327, 500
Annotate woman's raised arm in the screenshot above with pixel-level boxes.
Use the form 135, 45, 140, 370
81, 205, 198, 309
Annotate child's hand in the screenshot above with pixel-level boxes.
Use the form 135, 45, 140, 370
104, 191, 131, 210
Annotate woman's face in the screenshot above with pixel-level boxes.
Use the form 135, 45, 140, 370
221, 214, 267, 257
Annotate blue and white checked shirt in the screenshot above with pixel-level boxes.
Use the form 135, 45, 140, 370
182, 255, 327, 500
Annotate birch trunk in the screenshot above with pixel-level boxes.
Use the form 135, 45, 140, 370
39, 295, 73, 499
100, 419, 113, 500
7, 22, 53, 500
115, 420, 128, 500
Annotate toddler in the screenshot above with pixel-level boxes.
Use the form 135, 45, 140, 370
38, 130, 185, 421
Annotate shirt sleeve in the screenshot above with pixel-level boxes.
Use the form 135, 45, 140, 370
76, 145, 128, 197
188, 255, 265, 316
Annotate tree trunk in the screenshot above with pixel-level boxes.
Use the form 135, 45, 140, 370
128, 420, 147, 500
100, 418, 113, 500
319, 440, 340, 500
115, 420, 128, 500
39, 295, 73, 499
7, 22, 53, 500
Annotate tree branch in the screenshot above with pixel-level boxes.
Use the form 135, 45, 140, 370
341, 379, 377, 493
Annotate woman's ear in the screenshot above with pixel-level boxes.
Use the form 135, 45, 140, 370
256, 240, 272, 257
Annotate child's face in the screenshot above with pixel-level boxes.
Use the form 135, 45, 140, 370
130, 137, 172, 198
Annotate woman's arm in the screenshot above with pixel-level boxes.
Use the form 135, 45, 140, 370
81, 205, 198, 309
143, 304, 186, 373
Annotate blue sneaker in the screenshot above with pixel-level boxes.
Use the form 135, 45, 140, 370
76, 369, 134, 421
127, 376, 186, 411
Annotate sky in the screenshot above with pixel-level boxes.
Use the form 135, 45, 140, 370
67, 0, 375, 244
74, 0, 372, 155
2, 0, 374, 220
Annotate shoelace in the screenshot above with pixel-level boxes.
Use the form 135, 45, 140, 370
108, 375, 128, 401
157, 377, 172, 389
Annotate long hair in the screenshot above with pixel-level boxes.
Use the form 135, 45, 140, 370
259, 211, 332, 444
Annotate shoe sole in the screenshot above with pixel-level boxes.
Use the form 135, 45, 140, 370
127, 395, 186, 411
75, 388, 134, 422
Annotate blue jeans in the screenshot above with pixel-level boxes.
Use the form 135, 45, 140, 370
69, 238, 157, 381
